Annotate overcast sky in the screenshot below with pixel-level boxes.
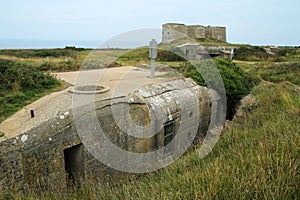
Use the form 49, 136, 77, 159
0, 0, 299, 47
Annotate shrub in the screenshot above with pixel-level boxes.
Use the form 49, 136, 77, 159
157, 49, 186, 62
39, 62, 51, 71
276, 48, 297, 57
0, 49, 77, 58
177, 59, 256, 119
0, 58, 60, 122
234, 46, 274, 61
257, 62, 300, 86
0, 59, 59, 91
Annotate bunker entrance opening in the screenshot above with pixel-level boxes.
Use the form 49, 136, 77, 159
64, 144, 84, 186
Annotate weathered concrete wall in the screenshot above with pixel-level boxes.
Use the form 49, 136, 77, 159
176, 43, 205, 60
176, 44, 233, 60
162, 23, 188, 44
187, 25, 206, 39
211, 26, 227, 42
0, 78, 223, 191
0, 112, 80, 191
162, 23, 227, 44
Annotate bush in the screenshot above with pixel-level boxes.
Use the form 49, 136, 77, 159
276, 48, 297, 57
177, 59, 256, 119
257, 62, 300, 86
0, 58, 61, 122
39, 62, 51, 71
0, 59, 59, 91
234, 46, 274, 61
157, 49, 186, 62
0, 49, 77, 58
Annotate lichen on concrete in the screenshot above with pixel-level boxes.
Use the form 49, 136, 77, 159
0, 78, 224, 191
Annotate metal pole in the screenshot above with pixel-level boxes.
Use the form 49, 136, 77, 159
151, 58, 155, 78
30, 110, 35, 118
230, 48, 234, 61
149, 39, 157, 79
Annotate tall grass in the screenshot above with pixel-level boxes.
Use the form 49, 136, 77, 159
4, 81, 299, 200
94, 82, 300, 200
1, 48, 299, 199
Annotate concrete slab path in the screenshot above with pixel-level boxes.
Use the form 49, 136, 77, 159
0, 66, 169, 140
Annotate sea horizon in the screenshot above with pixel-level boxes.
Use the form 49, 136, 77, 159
0, 38, 298, 50
0, 38, 163, 50
0, 38, 105, 49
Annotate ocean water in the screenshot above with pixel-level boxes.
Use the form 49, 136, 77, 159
0, 38, 161, 50
0, 39, 102, 49
0, 30, 162, 49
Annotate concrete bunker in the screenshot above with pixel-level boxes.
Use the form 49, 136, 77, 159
176, 43, 233, 60
0, 78, 225, 191
63, 143, 84, 186
163, 120, 175, 155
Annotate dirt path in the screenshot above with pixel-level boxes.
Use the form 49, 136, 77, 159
232, 60, 258, 65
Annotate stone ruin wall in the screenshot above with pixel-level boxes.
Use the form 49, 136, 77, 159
162, 23, 227, 44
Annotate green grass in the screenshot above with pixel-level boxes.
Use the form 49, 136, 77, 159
94, 83, 299, 200
0, 48, 129, 72
0, 83, 68, 124
158, 38, 241, 48
115, 47, 188, 67
274, 48, 300, 62
6, 81, 299, 200
234, 46, 274, 62
0, 58, 67, 123
1, 47, 300, 199
234, 46, 300, 62
244, 62, 300, 86
196, 38, 243, 47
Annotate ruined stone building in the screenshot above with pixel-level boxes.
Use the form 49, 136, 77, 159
176, 43, 233, 60
161, 23, 230, 60
0, 78, 224, 191
162, 23, 227, 44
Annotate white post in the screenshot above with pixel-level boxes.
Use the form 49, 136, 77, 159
149, 39, 158, 78
230, 48, 234, 61
151, 58, 155, 78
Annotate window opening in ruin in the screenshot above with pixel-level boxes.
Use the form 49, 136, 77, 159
164, 120, 175, 155
64, 144, 84, 186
